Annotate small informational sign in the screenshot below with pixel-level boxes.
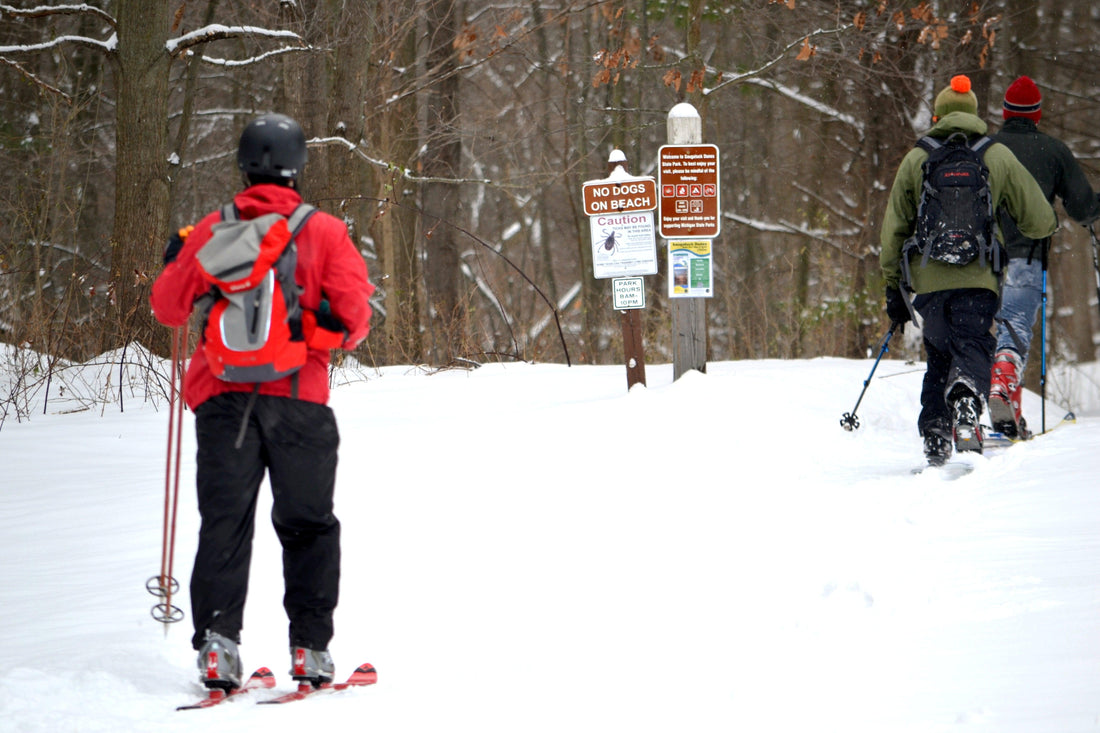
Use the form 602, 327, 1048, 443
612, 277, 646, 310
590, 210, 658, 279
658, 144, 720, 239
668, 239, 713, 298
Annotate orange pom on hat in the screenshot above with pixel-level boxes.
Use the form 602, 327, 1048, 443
934, 74, 979, 118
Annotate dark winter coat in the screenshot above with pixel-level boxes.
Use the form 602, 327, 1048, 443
151, 184, 373, 410
880, 111, 1057, 295
992, 117, 1100, 260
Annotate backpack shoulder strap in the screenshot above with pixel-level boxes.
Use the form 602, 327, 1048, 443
286, 203, 318, 237
220, 203, 239, 222
915, 135, 941, 153
970, 135, 994, 155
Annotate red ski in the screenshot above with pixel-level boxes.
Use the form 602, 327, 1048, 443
258, 662, 377, 705
177, 667, 276, 710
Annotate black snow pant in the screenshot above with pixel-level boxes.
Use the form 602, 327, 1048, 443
190, 392, 341, 652
913, 288, 998, 437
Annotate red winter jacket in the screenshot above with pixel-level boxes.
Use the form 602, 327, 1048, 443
151, 184, 373, 410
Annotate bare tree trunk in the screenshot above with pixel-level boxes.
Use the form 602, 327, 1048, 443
372, 2, 422, 363
110, 0, 172, 354
421, 0, 465, 363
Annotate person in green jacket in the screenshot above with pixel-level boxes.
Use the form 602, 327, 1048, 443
880, 74, 1057, 466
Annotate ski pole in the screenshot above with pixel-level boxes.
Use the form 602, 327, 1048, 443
1088, 224, 1100, 325
1040, 238, 1049, 434
840, 322, 898, 431
148, 323, 186, 627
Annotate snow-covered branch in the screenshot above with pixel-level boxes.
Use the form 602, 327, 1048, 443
193, 45, 308, 68
743, 76, 864, 135
723, 211, 864, 261
0, 3, 114, 28
706, 25, 853, 96
652, 24, 862, 135
311, 136, 492, 186
0, 33, 116, 55
166, 24, 304, 58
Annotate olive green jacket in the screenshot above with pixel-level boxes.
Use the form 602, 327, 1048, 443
880, 111, 1057, 294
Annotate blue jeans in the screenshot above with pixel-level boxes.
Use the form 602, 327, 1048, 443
994, 257, 1044, 369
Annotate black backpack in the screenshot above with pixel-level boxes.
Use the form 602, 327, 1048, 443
902, 132, 1002, 287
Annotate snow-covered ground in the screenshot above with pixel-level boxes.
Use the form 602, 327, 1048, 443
2, 344, 1099, 732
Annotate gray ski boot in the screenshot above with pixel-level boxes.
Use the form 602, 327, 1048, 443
197, 631, 243, 690
290, 646, 335, 687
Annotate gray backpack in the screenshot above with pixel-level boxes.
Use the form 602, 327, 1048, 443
195, 203, 316, 382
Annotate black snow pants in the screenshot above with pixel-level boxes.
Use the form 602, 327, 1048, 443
190, 392, 341, 652
913, 288, 999, 437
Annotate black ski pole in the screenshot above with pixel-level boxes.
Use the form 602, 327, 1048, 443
840, 323, 899, 431
1089, 225, 1100, 324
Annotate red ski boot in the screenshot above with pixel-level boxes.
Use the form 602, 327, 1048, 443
989, 349, 1028, 439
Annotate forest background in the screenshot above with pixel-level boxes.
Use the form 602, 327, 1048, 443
1, 1, 1098, 399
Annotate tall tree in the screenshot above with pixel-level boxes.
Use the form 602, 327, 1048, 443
110, 0, 171, 351
421, 0, 465, 362
370, 2, 422, 363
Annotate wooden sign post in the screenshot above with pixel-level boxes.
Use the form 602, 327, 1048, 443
660, 104, 719, 380
582, 152, 657, 389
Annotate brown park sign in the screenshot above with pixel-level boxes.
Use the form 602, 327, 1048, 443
658, 144, 720, 239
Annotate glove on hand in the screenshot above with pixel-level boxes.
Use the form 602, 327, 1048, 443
885, 287, 911, 328
163, 225, 194, 264
302, 299, 349, 350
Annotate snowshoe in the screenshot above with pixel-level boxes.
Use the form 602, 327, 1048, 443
951, 392, 983, 454
923, 432, 952, 467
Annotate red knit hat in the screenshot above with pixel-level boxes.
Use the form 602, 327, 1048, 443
1003, 76, 1042, 122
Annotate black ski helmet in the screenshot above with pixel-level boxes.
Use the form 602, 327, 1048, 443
237, 113, 307, 180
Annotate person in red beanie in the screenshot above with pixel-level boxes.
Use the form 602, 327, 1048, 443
990, 76, 1100, 438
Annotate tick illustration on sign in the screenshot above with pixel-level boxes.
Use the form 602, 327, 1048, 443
599, 228, 619, 255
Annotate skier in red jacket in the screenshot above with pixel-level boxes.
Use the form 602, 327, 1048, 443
151, 113, 373, 691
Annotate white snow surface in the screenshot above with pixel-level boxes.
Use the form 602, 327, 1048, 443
2, 348, 1100, 732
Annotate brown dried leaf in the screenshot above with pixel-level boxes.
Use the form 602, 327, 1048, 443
663, 68, 682, 93
649, 35, 665, 63
854, 10, 867, 31
910, 2, 934, 22
686, 68, 706, 93
795, 37, 816, 61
